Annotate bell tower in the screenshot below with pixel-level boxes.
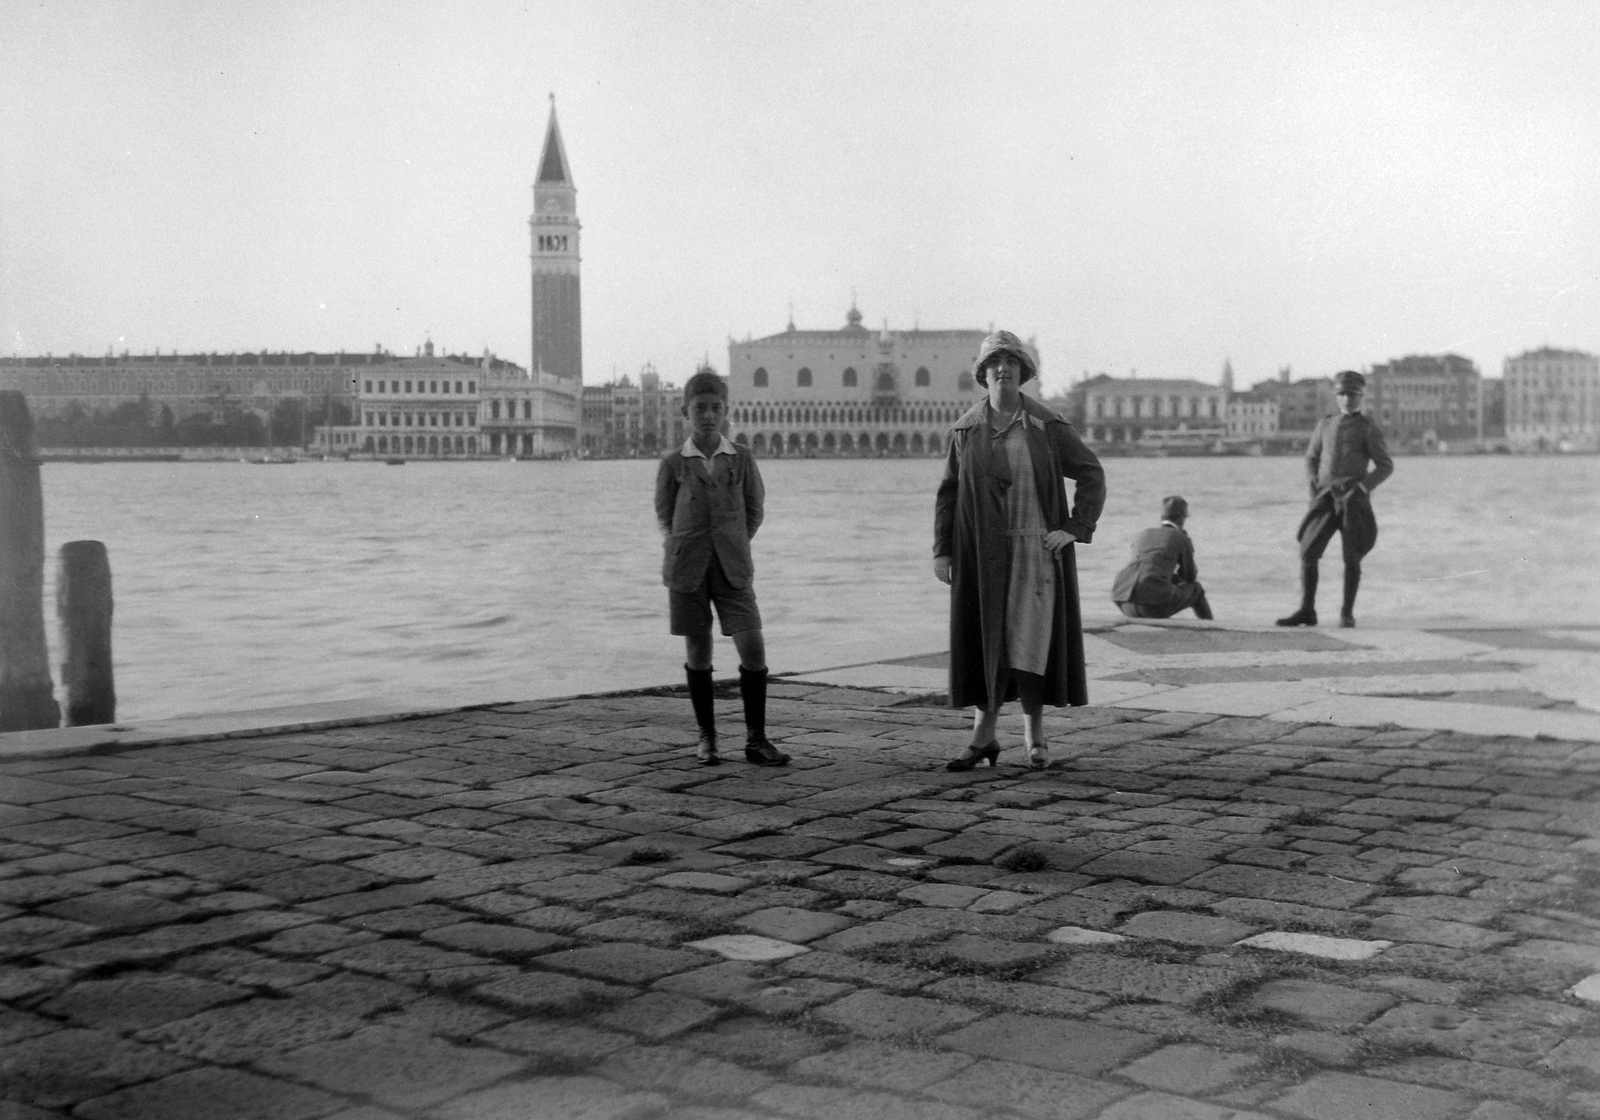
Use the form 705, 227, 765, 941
530, 96, 582, 383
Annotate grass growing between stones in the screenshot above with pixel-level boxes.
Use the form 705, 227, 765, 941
994, 846, 1050, 873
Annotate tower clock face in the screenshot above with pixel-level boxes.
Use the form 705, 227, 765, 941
543, 199, 562, 212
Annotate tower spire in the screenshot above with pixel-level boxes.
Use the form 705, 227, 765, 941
537, 97, 574, 188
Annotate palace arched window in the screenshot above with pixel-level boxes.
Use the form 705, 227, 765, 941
797, 367, 812, 387
842, 367, 858, 387
958, 372, 974, 392
915, 367, 930, 387
753, 368, 768, 388
877, 371, 895, 392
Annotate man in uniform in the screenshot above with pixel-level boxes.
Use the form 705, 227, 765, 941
1276, 369, 1393, 628
1111, 495, 1213, 620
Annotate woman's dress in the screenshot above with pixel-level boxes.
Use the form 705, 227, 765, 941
997, 412, 1055, 676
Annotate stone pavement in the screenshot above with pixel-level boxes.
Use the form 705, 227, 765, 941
3, 624, 1600, 1119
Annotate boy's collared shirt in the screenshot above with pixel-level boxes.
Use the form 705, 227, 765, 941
680, 435, 737, 459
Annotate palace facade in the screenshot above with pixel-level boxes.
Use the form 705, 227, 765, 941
1367, 354, 1483, 447
1074, 374, 1227, 445
724, 306, 1035, 456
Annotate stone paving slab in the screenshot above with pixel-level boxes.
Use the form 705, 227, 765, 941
5, 625, 1600, 1117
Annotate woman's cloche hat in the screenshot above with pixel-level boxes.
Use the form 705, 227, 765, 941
974, 330, 1038, 386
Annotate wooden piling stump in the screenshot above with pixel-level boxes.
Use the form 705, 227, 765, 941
0, 390, 62, 731
57, 541, 115, 726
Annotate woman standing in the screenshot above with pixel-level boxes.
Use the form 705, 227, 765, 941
933, 331, 1106, 770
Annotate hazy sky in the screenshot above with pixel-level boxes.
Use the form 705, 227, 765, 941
5, 1, 1598, 397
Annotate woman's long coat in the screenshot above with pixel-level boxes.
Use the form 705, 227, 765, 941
934, 396, 1106, 709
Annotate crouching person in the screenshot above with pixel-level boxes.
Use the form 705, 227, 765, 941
1111, 495, 1213, 620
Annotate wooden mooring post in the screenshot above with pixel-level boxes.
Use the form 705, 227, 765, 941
0, 390, 62, 731
57, 541, 115, 726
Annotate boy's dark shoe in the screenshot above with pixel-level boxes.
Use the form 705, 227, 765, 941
696, 729, 721, 765
1339, 613, 1356, 628
1275, 608, 1317, 627
744, 737, 789, 766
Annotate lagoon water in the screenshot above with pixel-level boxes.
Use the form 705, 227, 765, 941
37, 454, 1600, 723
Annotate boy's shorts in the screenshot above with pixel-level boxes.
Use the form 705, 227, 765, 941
669, 554, 762, 636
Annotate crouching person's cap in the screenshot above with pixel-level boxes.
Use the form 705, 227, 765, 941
1333, 370, 1366, 393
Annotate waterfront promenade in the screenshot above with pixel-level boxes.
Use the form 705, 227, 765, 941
3, 621, 1599, 1119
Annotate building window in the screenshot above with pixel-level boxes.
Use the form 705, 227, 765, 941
376, 381, 386, 394
958, 372, 974, 392
468, 381, 476, 393
753, 367, 768, 387
797, 367, 812, 387
455, 381, 463, 394
842, 367, 858, 387
364, 380, 373, 393
405, 381, 413, 392
912, 367, 929, 386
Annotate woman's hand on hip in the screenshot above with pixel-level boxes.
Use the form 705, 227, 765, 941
1043, 530, 1077, 555
933, 556, 952, 584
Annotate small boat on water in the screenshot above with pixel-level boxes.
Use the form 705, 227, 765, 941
384, 457, 406, 465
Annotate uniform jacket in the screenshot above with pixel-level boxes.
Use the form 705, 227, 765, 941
1111, 524, 1198, 609
934, 396, 1105, 709
1305, 411, 1393, 499
655, 440, 764, 593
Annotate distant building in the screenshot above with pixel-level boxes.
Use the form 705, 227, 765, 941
1226, 389, 1280, 438
1479, 377, 1505, 439
1503, 347, 1599, 450
725, 305, 1028, 456
1366, 354, 1481, 447
312, 340, 578, 457
580, 364, 687, 458
1248, 368, 1335, 432
1078, 375, 1225, 445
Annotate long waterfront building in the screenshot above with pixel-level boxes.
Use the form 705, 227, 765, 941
1, 347, 374, 423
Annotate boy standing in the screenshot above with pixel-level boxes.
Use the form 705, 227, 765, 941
654, 369, 789, 766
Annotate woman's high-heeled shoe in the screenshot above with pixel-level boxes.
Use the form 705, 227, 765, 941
1027, 744, 1050, 770
946, 742, 1000, 771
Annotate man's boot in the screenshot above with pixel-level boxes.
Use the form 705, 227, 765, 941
1340, 566, 1360, 628
1276, 562, 1319, 626
739, 666, 789, 766
1193, 590, 1214, 621
686, 665, 718, 764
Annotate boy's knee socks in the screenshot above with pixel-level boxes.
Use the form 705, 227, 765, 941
739, 667, 768, 742
685, 665, 716, 734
